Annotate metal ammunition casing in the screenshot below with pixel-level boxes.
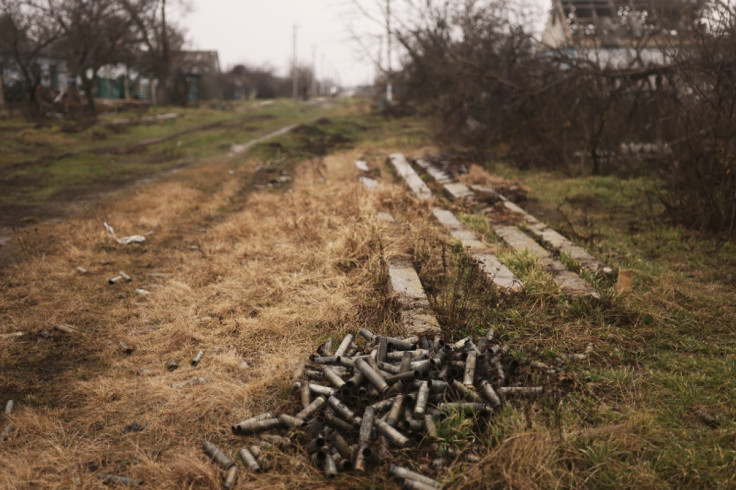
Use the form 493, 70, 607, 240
323, 452, 338, 478
1, 424, 14, 441
327, 396, 360, 425
53, 324, 77, 334
334, 334, 354, 357
324, 412, 353, 432
309, 355, 340, 364
333, 453, 353, 472
293, 381, 335, 397
232, 417, 280, 435
317, 338, 333, 356
238, 447, 261, 472
300, 382, 312, 408
249, 445, 271, 471
464, 351, 477, 386
386, 349, 429, 363
480, 380, 502, 407
354, 358, 388, 392
224, 466, 237, 488
465, 339, 481, 355
191, 350, 204, 366
359, 406, 375, 445
476, 337, 489, 353
387, 394, 405, 426
452, 336, 472, 350
346, 370, 365, 389
424, 414, 438, 438
497, 386, 543, 397
375, 418, 409, 447
304, 436, 327, 453
359, 328, 376, 342
451, 380, 482, 402
166, 359, 178, 371
437, 402, 490, 414
414, 381, 429, 417
202, 441, 235, 469
303, 369, 323, 381
389, 465, 441, 488
278, 414, 306, 429
98, 474, 144, 486
413, 379, 448, 393
337, 356, 355, 368
305, 414, 325, 439
419, 336, 430, 350
296, 396, 327, 420
119, 342, 134, 354
353, 445, 368, 473
385, 337, 416, 351
322, 367, 346, 390
329, 430, 352, 460
4, 400, 13, 414
377, 336, 388, 362
119, 271, 131, 281
369, 396, 397, 412
403, 478, 438, 490
377, 361, 401, 374
108, 275, 124, 284
401, 419, 426, 432
232, 412, 274, 428
411, 359, 432, 372
485, 328, 495, 341
400, 351, 413, 373
490, 357, 505, 382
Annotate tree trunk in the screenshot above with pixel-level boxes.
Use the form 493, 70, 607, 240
82, 75, 97, 116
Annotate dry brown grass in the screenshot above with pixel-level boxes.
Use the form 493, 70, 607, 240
0, 131, 455, 488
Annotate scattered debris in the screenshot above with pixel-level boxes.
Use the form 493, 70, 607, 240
615, 269, 634, 292
360, 177, 379, 189
135, 288, 150, 296
119, 342, 135, 354
167, 359, 179, 371
109, 271, 132, 284
104, 222, 146, 245
191, 350, 204, 366
355, 160, 370, 172
53, 324, 79, 334
98, 473, 144, 486
37, 330, 50, 339
122, 422, 145, 434
76, 266, 88, 274
5, 400, 13, 414
0, 424, 14, 441
0, 332, 24, 339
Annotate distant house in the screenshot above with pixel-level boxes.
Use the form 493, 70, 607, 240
541, 0, 682, 69
173, 50, 222, 103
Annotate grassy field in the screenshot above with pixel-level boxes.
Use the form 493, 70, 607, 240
0, 100, 734, 488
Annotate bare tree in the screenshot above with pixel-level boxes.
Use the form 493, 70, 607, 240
0, 0, 61, 117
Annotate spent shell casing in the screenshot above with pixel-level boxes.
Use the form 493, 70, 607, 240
334, 334, 354, 357
480, 380, 502, 407
323, 452, 339, 478
354, 358, 388, 392
369, 396, 397, 413
303, 369, 323, 381
400, 351, 413, 373
385, 337, 416, 351
166, 359, 178, 371
202, 441, 234, 469
387, 394, 405, 426
359, 328, 376, 342
419, 336, 430, 350
463, 351, 477, 386
305, 415, 325, 439
327, 396, 361, 425
329, 430, 352, 460
353, 444, 368, 473
497, 386, 543, 397
324, 412, 353, 433
98, 474, 144, 486
191, 350, 204, 366
450, 380, 482, 402
322, 366, 346, 389
389, 465, 441, 488
414, 381, 429, 417
424, 414, 438, 438
402, 419, 426, 432
377, 336, 388, 362
293, 381, 335, 397
403, 478, 438, 490
300, 381, 312, 408
4, 400, 13, 414
278, 414, 306, 429
359, 406, 375, 445
377, 361, 401, 374
309, 355, 340, 364
375, 418, 409, 447
387, 349, 429, 362
249, 445, 271, 471
1, 424, 14, 441
231, 417, 280, 435
296, 396, 327, 420
452, 336, 472, 350
303, 437, 327, 454
224, 466, 238, 488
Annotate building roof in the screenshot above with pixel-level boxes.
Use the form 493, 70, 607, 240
176, 50, 221, 76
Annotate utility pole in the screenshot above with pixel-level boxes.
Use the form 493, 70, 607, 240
292, 24, 299, 100
386, 0, 392, 104
311, 44, 317, 96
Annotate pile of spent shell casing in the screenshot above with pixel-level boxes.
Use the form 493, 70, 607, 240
206, 328, 544, 488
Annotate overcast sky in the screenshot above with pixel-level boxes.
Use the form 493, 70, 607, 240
178, 1, 549, 86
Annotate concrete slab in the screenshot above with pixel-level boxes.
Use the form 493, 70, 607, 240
389, 154, 432, 200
